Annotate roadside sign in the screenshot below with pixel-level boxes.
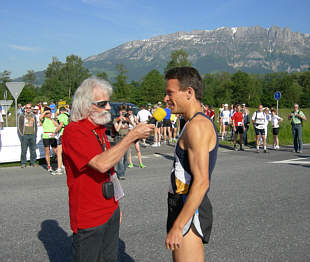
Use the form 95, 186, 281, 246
6, 82, 25, 100
5, 82, 25, 127
274, 91, 281, 100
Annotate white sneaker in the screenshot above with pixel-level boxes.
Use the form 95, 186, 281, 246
152, 143, 158, 147
52, 168, 63, 175
157, 142, 161, 147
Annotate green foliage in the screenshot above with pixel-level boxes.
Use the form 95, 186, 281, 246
165, 49, 192, 73
140, 70, 165, 105
111, 64, 130, 101
96, 71, 109, 81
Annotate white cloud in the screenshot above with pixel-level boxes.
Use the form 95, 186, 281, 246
8, 44, 38, 52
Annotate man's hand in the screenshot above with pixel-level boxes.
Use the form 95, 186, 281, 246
131, 123, 154, 140
165, 226, 183, 251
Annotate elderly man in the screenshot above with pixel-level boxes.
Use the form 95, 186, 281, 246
18, 103, 38, 168
288, 103, 307, 153
62, 77, 154, 262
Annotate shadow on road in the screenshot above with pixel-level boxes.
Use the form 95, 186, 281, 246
38, 220, 135, 262
118, 239, 135, 262
38, 220, 72, 262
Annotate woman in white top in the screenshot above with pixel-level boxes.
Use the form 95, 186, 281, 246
271, 109, 283, 150
127, 106, 145, 168
263, 107, 271, 143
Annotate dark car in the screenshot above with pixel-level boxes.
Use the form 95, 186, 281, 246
105, 102, 140, 140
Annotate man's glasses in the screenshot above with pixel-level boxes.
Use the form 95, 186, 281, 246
25, 107, 32, 109
92, 100, 110, 108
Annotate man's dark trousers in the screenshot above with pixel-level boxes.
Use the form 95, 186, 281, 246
71, 207, 120, 262
292, 123, 303, 152
20, 134, 37, 165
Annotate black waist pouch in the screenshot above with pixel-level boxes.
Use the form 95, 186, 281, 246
102, 181, 114, 199
167, 193, 184, 233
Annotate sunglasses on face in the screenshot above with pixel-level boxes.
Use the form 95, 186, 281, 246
92, 100, 110, 108
25, 107, 32, 109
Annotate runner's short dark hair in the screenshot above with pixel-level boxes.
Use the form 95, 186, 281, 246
165, 67, 203, 101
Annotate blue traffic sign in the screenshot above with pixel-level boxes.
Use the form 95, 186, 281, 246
274, 91, 281, 100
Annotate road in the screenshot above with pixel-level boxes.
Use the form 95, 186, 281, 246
0, 143, 309, 262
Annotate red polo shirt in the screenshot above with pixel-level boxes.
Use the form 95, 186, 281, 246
62, 119, 118, 233
231, 112, 243, 127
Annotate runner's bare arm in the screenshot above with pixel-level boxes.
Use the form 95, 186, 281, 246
165, 118, 215, 250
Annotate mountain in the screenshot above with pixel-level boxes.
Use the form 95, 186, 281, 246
83, 26, 310, 80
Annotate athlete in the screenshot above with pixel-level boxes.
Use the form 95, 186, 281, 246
231, 104, 245, 151
220, 104, 231, 140
164, 67, 218, 262
252, 105, 268, 153
270, 109, 283, 150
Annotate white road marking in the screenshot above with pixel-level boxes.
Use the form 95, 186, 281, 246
269, 158, 310, 166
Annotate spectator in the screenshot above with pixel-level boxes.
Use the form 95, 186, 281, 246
40, 107, 59, 172
49, 100, 56, 119
170, 113, 177, 144
252, 105, 268, 153
264, 107, 271, 142
220, 104, 231, 140
271, 109, 283, 150
18, 103, 38, 168
288, 104, 307, 153
33, 106, 41, 126
17, 103, 24, 116
127, 106, 145, 168
218, 104, 224, 134
152, 105, 162, 147
231, 104, 245, 151
209, 106, 215, 121
53, 107, 69, 175
147, 103, 152, 113
113, 104, 130, 179
137, 104, 152, 146
0, 105, 3, 129
163, 103, 172, 144
42, 102, 48, 113
242, 107, 250, 146
62, 77, 153, 262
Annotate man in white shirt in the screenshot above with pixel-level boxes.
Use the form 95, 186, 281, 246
252, 105, 268, 153
137, 104, 152, 145
220, 104, 231, 140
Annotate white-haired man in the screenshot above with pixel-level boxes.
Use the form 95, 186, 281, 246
62, 77, 154, 262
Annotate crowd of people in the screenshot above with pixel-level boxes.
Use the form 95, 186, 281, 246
14, 98, 307, 176
215, 102, 307, 153
17, 101, 70, 175
7, 68, 308, 262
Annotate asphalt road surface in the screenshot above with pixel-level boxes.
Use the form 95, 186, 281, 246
0, 143, 309, 262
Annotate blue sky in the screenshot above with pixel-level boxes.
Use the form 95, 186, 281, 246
1, 0, 309, 78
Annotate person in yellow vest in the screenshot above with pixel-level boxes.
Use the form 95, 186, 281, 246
40, 107, 59, 173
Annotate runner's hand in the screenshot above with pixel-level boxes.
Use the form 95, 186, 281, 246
165, 226, 183, 251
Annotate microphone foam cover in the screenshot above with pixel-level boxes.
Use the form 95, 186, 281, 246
153, 107, 167, 122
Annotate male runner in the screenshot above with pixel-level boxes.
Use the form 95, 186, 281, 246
164, 67, 218, 262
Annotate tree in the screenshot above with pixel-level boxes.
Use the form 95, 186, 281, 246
22, 70, 36, 86
165, 49, 192, 73
96, 72, 109, 81
111, 64, 130, 101
41, 55, 90, 101
140, 70, 165, 104
62, 55, 91, 98
0, 70, 13, 101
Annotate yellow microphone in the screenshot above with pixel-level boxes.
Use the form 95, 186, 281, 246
148, 107, 167, 124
